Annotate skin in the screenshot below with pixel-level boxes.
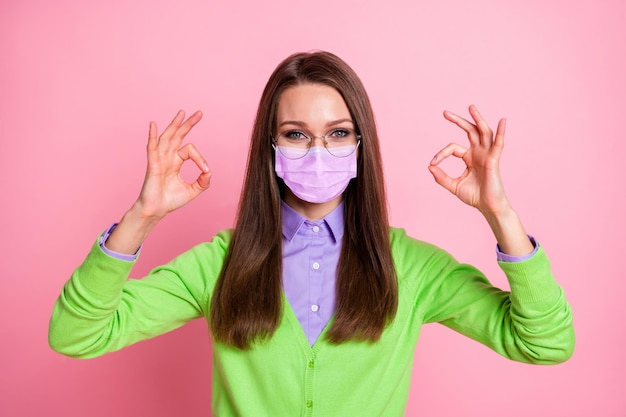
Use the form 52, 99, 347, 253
106, 85, 532, 257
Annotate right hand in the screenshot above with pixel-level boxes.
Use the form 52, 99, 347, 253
135, 110, 211, 220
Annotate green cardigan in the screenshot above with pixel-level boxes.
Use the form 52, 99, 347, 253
49, 228, 574, 416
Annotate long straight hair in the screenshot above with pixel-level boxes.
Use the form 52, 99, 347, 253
210, 51, 397, 349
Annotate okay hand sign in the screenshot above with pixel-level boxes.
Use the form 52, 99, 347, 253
135, 110, 212, 220
428, 105, 513, 218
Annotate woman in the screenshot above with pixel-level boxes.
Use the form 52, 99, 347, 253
49, 51, 574, 416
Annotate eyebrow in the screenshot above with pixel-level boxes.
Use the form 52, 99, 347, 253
277, 118, 354, 129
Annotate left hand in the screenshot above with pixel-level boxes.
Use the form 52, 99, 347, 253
428, 105, 512, 217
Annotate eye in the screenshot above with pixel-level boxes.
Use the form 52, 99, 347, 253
282, 130, 310, 141
328, 128, 352, 139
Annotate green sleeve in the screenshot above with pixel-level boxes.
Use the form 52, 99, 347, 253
393, 229, 575, 364
48, 230, 231, 359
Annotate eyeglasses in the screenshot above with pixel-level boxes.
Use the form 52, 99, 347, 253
272, 128, 361, 159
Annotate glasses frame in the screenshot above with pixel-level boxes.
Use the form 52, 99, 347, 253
271, 127, 362, 160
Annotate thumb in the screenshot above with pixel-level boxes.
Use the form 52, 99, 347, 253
428, 165, 456, 194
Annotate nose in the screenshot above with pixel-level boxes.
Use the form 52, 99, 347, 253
310, 135, 326, 147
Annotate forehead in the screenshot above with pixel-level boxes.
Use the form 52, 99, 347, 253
276, 83, 351, 126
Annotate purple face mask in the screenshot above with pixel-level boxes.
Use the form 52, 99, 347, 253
274, 145, 357, 204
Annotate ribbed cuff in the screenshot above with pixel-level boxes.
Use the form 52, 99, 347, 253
498, 246, 559, 305
496, 235, 538, 263
99, 223, 141, 262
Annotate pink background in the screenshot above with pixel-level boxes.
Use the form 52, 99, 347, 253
1, 0, 624, 415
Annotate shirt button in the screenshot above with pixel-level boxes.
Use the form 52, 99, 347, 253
311, 304, 319, 312
312, 262, 320, 270
312, 225, 320, 232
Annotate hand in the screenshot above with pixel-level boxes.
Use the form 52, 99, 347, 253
135, 110, 212, 220
428, 105, 511, 218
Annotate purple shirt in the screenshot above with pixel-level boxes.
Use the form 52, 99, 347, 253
100, 205, 538, 347
281, 201, 344, 346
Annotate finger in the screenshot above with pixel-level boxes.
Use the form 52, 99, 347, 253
177, 143, 210, 173
147, 121, 158, 152
178, 142, 212, 196
160, 110, 203, 152
428, 164, 459, 195
146, 121, 162, 168
430, 142, 468, 166
443, 110, 480, 147
172, 110, 203, 145
158, 110, 186, 146
468, 105, 494, 147
493, 118, 506, 151
193, 171, 212, 192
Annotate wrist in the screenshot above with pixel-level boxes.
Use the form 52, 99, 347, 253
127, 200, 166, 226
104, 204, 162, 255
482, 204, 517, 229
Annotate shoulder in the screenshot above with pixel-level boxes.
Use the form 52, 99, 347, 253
162, 229, 233, 274
388, 226, 461, 283
389, 226, 453, 262
184, 228, 232, 256
209, 228, 233, 248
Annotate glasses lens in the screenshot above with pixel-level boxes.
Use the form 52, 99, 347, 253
275, 130, 311, 159
325, 129, 359, 157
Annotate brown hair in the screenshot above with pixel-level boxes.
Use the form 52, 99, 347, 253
210, 51, 397, 349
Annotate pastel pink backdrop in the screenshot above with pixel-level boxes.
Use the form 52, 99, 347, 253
1, 0, 623, 416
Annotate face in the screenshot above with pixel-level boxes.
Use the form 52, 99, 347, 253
275, 83, 355, 219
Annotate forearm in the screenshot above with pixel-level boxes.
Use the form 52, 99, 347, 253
499, 248, 575, 363
48, 239, 135, 358
105, 202, 163, 255
434, 248, 575, 365
483, 206, 534, 257
48, 234, 209, 358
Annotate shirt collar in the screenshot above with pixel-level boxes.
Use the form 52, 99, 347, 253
281, 200, 345, 243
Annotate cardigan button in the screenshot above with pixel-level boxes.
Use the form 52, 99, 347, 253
306, 400, 313, 408
308, 361, 314, 368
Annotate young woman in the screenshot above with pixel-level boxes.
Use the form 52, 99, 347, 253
49, 51, 574, 416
